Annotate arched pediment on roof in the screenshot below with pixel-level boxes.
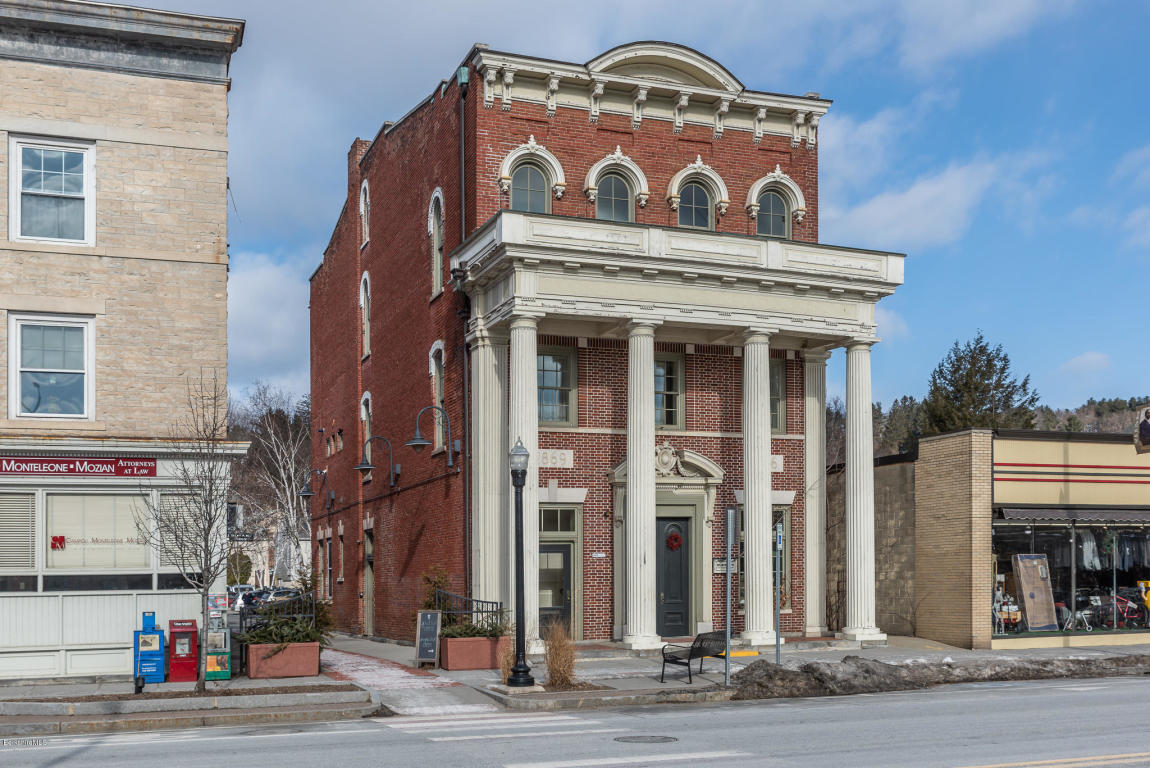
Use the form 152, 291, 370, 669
587, 42, 743, 93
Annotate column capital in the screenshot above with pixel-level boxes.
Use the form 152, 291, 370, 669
469, 324, 508, 348
626, 319, 660, 336
742, 327, 776, 345
509, 314, 541, 331
846, 338, 877, 352
803, 348, 833, 364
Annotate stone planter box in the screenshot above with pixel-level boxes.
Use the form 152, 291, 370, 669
247, 641, 320, 678
440, 636, 511, 671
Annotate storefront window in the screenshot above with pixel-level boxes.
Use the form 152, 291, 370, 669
993, 521, 1150, 636
738, 504, 791, 610
45, 494, 149, 569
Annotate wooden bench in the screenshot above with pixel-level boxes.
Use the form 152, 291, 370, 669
660, 631, 727, 683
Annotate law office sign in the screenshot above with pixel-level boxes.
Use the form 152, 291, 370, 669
0, 457, 157, 477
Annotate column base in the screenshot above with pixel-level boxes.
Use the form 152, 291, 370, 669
622, 634, 664, 650
842, 626, 887, 642
740, 630, 780, 647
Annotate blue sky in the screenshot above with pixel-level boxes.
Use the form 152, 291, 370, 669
135, 1, 1147, 409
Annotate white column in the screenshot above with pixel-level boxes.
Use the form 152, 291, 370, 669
803, 350, 830, 637
742, 330, 776, 646
624, 320, 660, 649
508, 316, 541, 648
470, 329, 506, 604
844, 341, 885, 642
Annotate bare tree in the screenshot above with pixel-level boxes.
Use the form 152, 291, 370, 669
231, 382, 311, 584
134, 370, 245, 693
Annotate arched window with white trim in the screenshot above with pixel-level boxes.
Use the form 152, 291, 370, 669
498, 135, 566, 211
359, 273, 371, 357
596, 174, 632, 222
360, 392, 373, 463
359, 181, 370, 246
746, 165, 806, 237
430, 196, 444, 294
428, 341, 446, 450
585, 146, 650, 222
667, 156, 729, 231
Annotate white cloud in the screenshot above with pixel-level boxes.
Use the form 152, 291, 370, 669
875, 306, 910, 340
896, 0, 1077, 72
822, 160, 996, 251
1061, 351, 1111, 375
1123, 206, 1150, 249
1114, 145, 1150, 188
227, 251, 312, 398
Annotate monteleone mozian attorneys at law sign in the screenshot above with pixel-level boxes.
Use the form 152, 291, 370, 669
0, 457, 157, 476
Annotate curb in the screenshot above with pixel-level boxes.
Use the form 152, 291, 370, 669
473, 685, 734, 711
0, 701, 379, 737
0, 690, 369, 717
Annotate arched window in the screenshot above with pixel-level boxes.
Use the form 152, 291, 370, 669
511, 164, 548, 213
756, 191, 788, 238
596, 173, 632, 222
679, 182, 711, 229
360, 393, 373, 464
359, 181, 370, 245
359, 273, 371, 357
430, 197, 444, 295
430, 344, 446, 449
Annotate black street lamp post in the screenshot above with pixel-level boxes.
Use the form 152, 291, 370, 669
507, 438, 534, 688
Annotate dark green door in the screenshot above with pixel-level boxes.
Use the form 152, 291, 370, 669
539, 543, 572, 633
656, 517, 690, 637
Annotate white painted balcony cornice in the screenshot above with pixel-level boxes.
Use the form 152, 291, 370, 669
451, 212, 903, 344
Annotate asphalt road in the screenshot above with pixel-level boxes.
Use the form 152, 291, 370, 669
6, 676, 1150, 768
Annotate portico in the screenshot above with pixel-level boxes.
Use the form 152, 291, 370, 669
455, 210, 902, 645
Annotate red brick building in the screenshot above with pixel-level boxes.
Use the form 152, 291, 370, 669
308, 42, 905, 649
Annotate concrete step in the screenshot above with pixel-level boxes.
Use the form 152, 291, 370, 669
0, 700, 380, 737
0, 688, 370, 717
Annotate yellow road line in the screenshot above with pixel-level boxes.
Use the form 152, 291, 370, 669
957, 752, 1150, 768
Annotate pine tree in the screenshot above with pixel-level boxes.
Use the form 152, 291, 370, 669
877, 395, 922, 455
921, 331, 1040, 434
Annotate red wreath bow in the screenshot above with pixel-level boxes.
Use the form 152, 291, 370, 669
666, 531, 683, 551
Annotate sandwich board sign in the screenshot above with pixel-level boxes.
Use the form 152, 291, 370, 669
415, 610, 441, 665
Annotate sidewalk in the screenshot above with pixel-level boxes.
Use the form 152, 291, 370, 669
330, 633, 1150, 712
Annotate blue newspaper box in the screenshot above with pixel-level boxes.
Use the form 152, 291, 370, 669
133, 611, 166, 683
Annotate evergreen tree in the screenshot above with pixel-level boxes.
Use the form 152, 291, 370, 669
921, 331, 1040, 434
877, 395, 922, 455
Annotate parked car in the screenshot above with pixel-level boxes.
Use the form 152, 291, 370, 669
266, 588, 300, 603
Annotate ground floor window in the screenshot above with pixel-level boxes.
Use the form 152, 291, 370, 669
993, 521, 1150, 636
738, 504, 791, 610
46, 494, 148, 569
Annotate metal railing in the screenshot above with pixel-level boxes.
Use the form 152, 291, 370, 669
434, 588, 505, 634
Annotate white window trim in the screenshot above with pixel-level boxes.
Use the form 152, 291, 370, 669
666, 155, 729, 223
746, 165, 806, 225
584, 146, 650, 210
497, 135, 566, 200
359, 272, 371, 359
428, 193, 445, 298
7, 312, 96, 421
359, 180, 370, 248
8, 135, 96, 247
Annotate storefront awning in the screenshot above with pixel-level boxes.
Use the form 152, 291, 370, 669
1000, 507, 1150, 524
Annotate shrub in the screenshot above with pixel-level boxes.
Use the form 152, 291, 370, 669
499, 636, 516, 685
543, 621, 575, 689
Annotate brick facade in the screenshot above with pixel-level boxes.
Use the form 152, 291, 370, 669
310, 43, 835, 643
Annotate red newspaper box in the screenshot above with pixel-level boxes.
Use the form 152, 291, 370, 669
168, 619, 198, 682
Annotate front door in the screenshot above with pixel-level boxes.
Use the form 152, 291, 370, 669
539, 543, 572, 633
363, 532, 374, 636
656, 517, 691, 637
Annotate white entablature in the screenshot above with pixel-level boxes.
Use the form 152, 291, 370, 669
451, 211, 904, 347
471, 42, 827, 145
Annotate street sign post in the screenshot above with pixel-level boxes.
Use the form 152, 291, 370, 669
724, 505, 735, 687
775, 521, 783, 665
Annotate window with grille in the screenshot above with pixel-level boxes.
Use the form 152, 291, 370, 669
771, 358, 786, 433
655, 355, 683, 428
537, 350, 576, 425
510, 164, 548, 213
11, 137, 93, 244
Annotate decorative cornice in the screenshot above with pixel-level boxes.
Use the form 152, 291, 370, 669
792, 111, 808, 147
631, 86, 649, 129
501, 68, 516, 111
588, 77, 606, 123
545, 74, 561, 117
713, 98, 730, 139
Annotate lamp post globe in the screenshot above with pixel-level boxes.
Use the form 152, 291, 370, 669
507, 437, 534, 688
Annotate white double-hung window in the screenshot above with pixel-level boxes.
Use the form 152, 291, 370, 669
8, 314, 95, 419
9, 136, 94, 245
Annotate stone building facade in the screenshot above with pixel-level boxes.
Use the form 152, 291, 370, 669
0, 0, 244, 678
309, 42, 904, 648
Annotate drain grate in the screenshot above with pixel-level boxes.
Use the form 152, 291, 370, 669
614, 735, 679, 744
